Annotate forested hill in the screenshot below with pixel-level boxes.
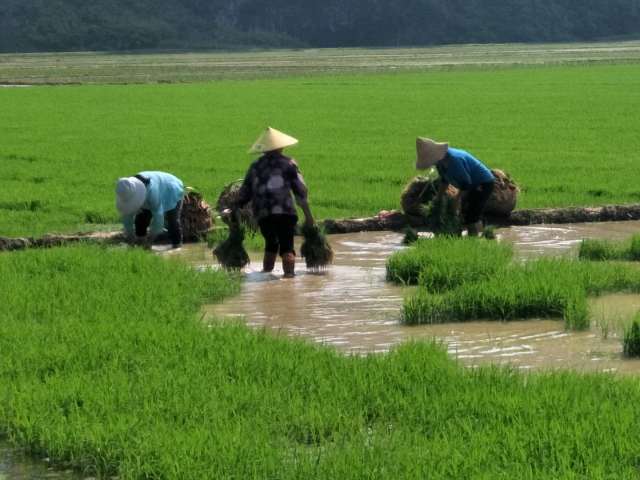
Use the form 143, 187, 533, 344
2, 0, 640, 53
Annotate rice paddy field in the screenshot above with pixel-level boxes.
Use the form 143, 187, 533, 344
1, 42, 640, 237
3, 42, 640, 478
4, 245, 640, 479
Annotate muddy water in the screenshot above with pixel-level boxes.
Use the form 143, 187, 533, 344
164, 220, 640, 374
0, 442, 82, 479
498, 221, 640, 259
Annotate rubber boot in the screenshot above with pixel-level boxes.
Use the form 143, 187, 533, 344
282, 252, 296, 278
262, 252, 277, 273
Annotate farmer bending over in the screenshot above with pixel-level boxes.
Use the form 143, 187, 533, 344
416, 138, 495, 236
115, 171, 184, 248
233, 127, 314, 278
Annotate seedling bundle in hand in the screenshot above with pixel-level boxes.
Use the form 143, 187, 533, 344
213, 222, 250, 270
300, 224, 333, 271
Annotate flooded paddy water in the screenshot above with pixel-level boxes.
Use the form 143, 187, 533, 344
167, 220, 640, 374
0, 442, 82, 480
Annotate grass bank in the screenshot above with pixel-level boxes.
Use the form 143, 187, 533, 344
4, 246, 640, 477
1, 62, 640, 237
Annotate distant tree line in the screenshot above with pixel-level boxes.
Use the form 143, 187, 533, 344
1, 0, 639, 53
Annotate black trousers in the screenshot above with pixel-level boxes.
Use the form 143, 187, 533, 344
464, 181, 495, 224
135, 200, 183, 247
258, 214, 297, 256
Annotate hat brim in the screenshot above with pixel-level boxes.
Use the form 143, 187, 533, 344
249, 127, 299, 154
415, 138, 448, 170
249, 138, 298, 154
116, 182, 146, 216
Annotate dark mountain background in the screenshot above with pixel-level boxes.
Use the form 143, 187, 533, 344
1, 0, 639, 53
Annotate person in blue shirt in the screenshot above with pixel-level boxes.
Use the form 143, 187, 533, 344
416, 137, 495, 236
115, 171, 185, 248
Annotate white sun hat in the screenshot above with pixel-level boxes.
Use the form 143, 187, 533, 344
249, 127, 299, 154
115, 177, 146, 215
416, 137, 449, 170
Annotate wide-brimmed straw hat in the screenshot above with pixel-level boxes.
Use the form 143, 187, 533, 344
415, 137, 449, 170
249, 127, 299, 154
115, 177, 146, 215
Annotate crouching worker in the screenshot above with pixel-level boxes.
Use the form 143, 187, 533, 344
234, 127, 314, 278
115, 171, 184, 248
416, 138, 495, 236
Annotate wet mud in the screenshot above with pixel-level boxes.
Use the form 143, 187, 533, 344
171, 220, 640, 374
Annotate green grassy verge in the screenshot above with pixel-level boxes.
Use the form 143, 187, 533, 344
1, 62, 640, 237
389, 238, 640, 328
4, 246, 640, 478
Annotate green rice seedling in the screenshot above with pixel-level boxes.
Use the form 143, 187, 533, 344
212, 223, 250, 270
426, 194, 462, 236
206, 226, 229, 248
180, 190, 213, 241
387, 236, 513, 291
623, 317, 640, 357
482, 225, 497, 240
208, 225, 264, 252
579, 235, 640, 262
7, 245, 640, 477
402, 255, 640, 328
563, 286, 590, 330
577, 260, 640, 295
2, 62, 640, 237
403, 263, 587, 326
628, 235, 640, 261
579, 239, 628, 260
300, 224, 334, 271
401, 227, 419, 245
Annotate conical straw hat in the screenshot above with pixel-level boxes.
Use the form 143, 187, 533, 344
416, 137, 449, 170
249, 127, 299, 154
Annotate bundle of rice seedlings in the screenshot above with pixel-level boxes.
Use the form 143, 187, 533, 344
180, 189, 213, 241
212, 222, 250, 270
482, 225, 497, 240
624, 318, 640, 357
402, 227, 419, 245
400, 175, 439, 218
483, 169, 519, 216
427, 193, 462, 237
300, 224, 334, 271
215, 180, 258, 231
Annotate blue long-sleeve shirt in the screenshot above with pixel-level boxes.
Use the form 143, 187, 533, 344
122, 171, 184, 237
436, 148, 494, 191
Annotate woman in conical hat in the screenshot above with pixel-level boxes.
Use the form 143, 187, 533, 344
233, 127, 315, 277
415, 137, 495, 236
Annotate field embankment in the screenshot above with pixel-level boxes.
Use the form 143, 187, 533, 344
2, 42, 640, 84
